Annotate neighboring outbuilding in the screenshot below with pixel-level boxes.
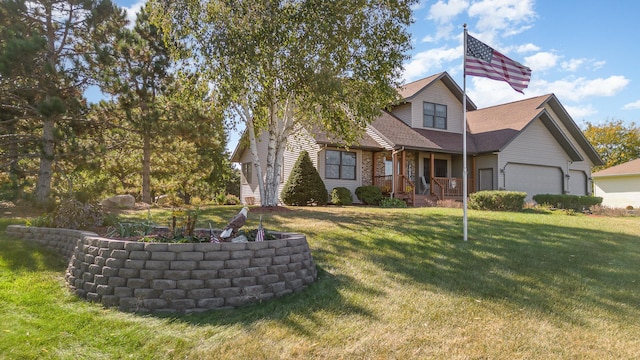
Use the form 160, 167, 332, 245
232, 72, 604, 206
592, 158, 640, 209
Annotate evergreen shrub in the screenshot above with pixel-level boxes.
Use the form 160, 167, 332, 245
532, 194, 602, 211
331, 187, 353, 206
281, 151, 328, 206
469, 190, 526, 212
355, 185, 383, 205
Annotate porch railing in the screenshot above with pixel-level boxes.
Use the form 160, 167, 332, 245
399, 175, 416, 206
431, 177, 470, 200
373, 175, 393, 194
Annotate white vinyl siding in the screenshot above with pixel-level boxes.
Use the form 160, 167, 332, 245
390, 102, 412, 126
475, 154, 498, 191
499, 119, 569, 200
407, 80, 464, 133
593, 175, 640, 209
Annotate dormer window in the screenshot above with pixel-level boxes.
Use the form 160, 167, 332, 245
423, 102, 447, 129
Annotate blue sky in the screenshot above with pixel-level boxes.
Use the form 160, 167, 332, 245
111, 0, 639, 152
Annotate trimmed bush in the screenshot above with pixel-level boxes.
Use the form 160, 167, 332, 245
331, 187, 353, 206
281, 151, 328, 206
469, 190, 526, 212
355, 185, 384, 205
532, 194, 602, 211
380, 197, 407, 208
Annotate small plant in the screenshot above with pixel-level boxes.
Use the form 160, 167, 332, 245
52, 199, 105, 230
355, 185, 383, 205
239, 228, 278, 241
380, 197, 407, 208
106, 210, 155, 238
26, 213, 54, 228
331, 187, 353, 206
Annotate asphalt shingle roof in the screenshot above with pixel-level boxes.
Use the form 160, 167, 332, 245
592, 158, 640, 177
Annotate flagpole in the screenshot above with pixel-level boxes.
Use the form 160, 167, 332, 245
462, 24, 468, 241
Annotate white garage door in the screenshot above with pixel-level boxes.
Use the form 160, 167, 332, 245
569, 170, 587, 196
505, 164, 563, 201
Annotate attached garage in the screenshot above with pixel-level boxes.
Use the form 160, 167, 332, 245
568, 170, 588, 196
504, 163, 563, 201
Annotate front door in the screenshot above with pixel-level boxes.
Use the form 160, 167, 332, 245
478, 168, 493, 191
424, 158, 448, 180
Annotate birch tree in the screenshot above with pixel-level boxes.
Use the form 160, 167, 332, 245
151, 0, 415, 206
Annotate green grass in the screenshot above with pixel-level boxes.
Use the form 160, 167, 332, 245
1, 206, 640, 359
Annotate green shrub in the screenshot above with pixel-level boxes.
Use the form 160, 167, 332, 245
532, 194, 602, 211
469, 190, 526, 212
355, 185, 383, 205
331, 187, 353, 206
380, 197, 407, 208
281, 151, 328, 206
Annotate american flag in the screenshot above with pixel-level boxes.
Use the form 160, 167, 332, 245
255, 216, 265, 242
465, 34, 532, 94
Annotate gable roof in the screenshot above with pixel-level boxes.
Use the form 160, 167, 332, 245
466, 94, 604, 165
592, 158, 640, 177
399, 72, 477, 111
368, 111, 476, 153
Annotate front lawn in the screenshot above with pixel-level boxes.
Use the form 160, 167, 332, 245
1, 206, 639, 359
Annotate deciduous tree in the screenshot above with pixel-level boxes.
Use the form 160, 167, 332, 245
150, 0, 416, 206
583, 119, 640, 171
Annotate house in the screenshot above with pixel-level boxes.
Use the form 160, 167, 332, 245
592, 158, 640, 209
231, 72, 603, 206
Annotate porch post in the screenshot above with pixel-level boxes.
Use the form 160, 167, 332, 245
471, 156, 477, 193
372, 152, 377, 186
401, 150, 406, 193
430, 152, 435, 196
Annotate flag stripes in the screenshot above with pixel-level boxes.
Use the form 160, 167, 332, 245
465, 34, 532, 94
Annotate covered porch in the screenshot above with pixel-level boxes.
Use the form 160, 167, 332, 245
370, 149, 476, 206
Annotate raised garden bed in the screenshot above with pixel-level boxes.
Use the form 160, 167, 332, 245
5, 225, 317, 313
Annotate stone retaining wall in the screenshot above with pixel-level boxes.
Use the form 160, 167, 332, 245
5, 225, 317, 313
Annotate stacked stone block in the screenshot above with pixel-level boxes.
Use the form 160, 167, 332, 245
6, 225, 317, 313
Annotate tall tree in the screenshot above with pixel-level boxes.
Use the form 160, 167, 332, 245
99, 3, 174, 203
150, 0, 416, 206
99, 4, 228, 203
0, 0, 125, 204
583, 119, 640, 171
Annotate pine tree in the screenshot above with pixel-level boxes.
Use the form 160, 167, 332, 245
281, 151, 327, 206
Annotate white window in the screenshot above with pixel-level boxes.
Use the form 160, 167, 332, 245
423, 102, 447, 129
325, 150, 356, 180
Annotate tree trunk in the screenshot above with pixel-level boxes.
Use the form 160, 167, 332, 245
34, 118, 55, 204
142, 132, 152, 203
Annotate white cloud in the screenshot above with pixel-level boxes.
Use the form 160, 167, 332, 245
623, 100, 640, 110
411, 0, 427, 11
563, 104, 598, 120
561, 58, 585, 72
524, 52, 559, 72
466, 77, 529, 108
468, 0, 536, 35
534, 76, 629, 102
428, 0, 469, 23
123, 0, 145, 28
561, 58, 606, 72
403, 46, 461, 81
516, 43, 540, 53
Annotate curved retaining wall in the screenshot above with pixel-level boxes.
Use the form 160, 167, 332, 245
5, 225, 317, 313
